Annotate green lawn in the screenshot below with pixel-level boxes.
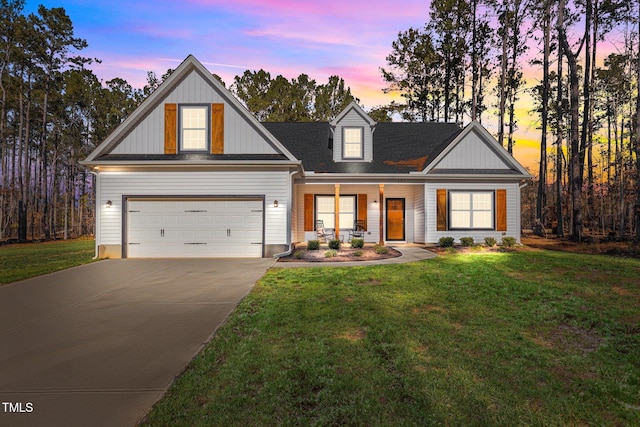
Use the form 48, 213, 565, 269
0, 238, 96, 284
142, 249, 640, 426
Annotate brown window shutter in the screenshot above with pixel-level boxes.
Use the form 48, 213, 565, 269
357, 194, 367, 230
436, 189, 447, 231
496, 189, 507, 231
164, 103, 177, 154
211, 103, 224, 154
304, 194, 314, 231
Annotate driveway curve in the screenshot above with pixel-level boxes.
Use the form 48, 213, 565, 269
0, 258, 273, 427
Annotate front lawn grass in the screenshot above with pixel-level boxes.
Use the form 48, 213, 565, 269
0, 238, 96, 284
143, 249, 640, 426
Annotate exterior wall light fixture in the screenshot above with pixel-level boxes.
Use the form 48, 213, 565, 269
106, 200, 112, 208
273, 200, 279, 208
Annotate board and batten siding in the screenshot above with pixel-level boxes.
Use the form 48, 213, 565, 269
98, 170, 289, 247
433, 130, 511, 170
293, 184, 419, 243
333, 109, 373, 163
424, 182, 521, 243
111, 71, 278, 156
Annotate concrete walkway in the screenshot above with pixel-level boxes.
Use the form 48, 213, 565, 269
274, 245, 437, 268
0, 258, 273, 427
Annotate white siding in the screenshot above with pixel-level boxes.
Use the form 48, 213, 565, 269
425, 182, 521, 243
111, 71, 278, 156
98, 170, 289, 246
333, 109, 373, 163
433, 130, 511, 170
293, 184, 420, 244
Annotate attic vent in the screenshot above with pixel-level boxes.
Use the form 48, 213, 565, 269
397, 179, 407, 184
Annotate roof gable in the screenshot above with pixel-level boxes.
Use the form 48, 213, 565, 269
424, 121, 530, 177
85, 55, 297, 162
330, 101, 376, 127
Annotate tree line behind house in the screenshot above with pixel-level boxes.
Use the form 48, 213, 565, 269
1, 0, 639, 243
381, 0, 640, 242
0, 1, 359, 242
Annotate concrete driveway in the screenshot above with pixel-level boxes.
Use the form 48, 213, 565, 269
0, 258, 274, 427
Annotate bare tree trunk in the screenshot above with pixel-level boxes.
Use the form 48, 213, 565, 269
555, 11, 565, 238
580, 0, 593, 231
635, 0, 640, 242
471, 0, 478, 121
41, 89, 50, 240
536, 0, 551, 235
558, 0, 584, 241
498, 4, 508, 148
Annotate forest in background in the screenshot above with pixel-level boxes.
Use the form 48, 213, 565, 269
382, 0, 640, 242
0, 1, 357, 242
1, 0, 639, 243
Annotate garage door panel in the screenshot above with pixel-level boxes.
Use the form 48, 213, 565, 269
126, 199, 263, 258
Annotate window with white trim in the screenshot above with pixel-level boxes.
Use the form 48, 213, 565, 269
449, 191, 494, 229
342, 127, 363, 159
315, 195, 356, 229
180, 105, 209, 151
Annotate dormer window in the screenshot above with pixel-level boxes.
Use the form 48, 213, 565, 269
180, 105, 209, 152
343, 127, 364, 160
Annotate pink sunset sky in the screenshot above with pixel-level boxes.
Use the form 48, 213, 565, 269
24, 0, 628, 173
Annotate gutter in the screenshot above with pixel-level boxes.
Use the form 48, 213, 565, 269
79, 160, 302, 171
298, 173, 530, 184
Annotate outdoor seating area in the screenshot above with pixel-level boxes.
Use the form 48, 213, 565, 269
315, 220, 366, 243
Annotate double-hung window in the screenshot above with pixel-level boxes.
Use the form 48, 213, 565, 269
180, 105, 209, 152
315, 195, 356, 229
342, 127, 363, 160
449, 191, 494, 229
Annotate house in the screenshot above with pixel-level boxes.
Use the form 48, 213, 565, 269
81, 55, 531, 258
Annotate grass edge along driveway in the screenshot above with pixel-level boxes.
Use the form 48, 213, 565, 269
0, 238, 96, 285
142, 248, 640, 426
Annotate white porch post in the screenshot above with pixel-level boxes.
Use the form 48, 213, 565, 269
334, 184, 340, 241
379, 184, 384, 245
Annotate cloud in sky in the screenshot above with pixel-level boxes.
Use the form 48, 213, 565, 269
32, 0, 620, 170
26, 0, 426, 99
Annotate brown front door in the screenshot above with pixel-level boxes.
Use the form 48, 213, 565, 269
386, 198, 405, 241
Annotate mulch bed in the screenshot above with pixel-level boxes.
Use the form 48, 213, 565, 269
277, 245, 401, 262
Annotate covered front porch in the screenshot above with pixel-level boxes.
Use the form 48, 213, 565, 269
292, 183, 425, 245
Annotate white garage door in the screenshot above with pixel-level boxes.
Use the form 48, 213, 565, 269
126, 199, 263, 258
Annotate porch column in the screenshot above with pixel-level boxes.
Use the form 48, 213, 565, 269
379, 184, 384, 245
335, 184, 340, 241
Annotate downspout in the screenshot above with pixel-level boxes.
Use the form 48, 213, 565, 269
273, 170, 298, 258
519, 181, 528, 243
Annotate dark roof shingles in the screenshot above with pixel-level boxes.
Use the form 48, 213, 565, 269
262, 122, 463, 174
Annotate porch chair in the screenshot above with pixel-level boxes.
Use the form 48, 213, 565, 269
349, 219, 366, 240
315, 220, 335, 242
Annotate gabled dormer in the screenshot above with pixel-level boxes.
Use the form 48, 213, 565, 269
330, 101, 376, 163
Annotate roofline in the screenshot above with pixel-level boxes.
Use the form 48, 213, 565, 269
422, 121, 531, 176
85, 55, 299, 162
297, 172, 531, 183
80, 159, 302, 172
